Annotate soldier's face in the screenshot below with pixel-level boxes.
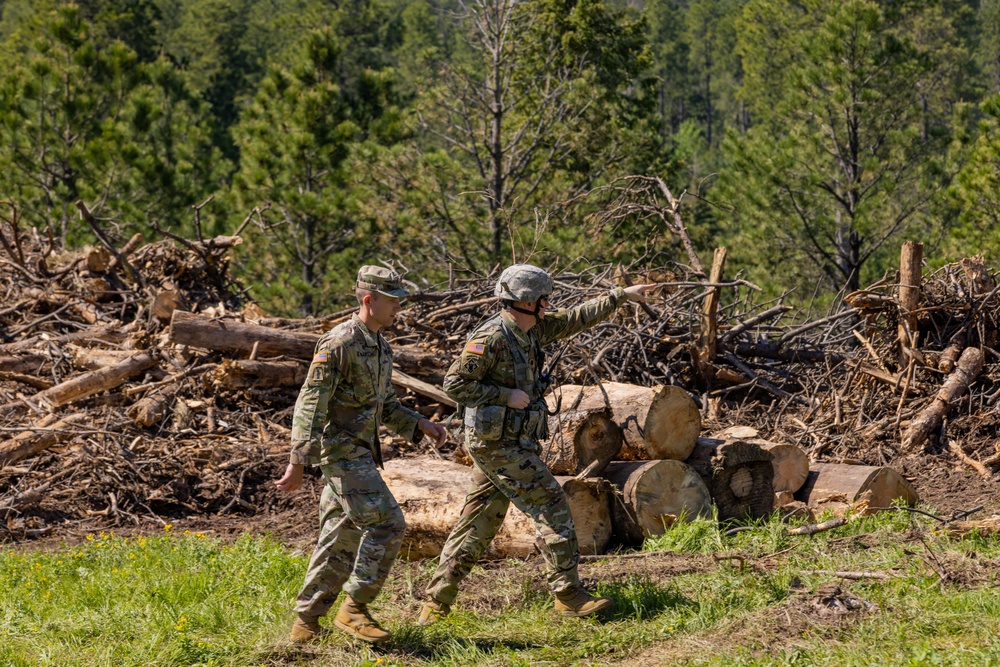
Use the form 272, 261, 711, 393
369, 292, 401, 328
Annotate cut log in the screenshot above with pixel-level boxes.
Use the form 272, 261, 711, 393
169, 310, 446, 381
901, 347, 984, 451
31, 352, 157, 409
549, 382, 700, 461
67, 344, 137, 371
760, 442, 810, 494
794, 463, 918, 514
684, 437, 774, 521
0, 412, 89, 466
0, 354, 47, 374
602, 460, 712, 544
541, 408, 622, 475
169, 310, 319, 359
495, 477, 612, 557
391, 369, 456, 408
382, 458, 611, 559
214, 359, 307, 390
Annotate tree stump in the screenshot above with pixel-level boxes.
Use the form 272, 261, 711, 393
602, 460, 712, 544
550, 382, 700, 461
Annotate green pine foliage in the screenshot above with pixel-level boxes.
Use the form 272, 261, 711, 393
0, 0, 225, 245
0, 0, 999, 308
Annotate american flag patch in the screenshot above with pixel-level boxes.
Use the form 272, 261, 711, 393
465, 342, 485, 355
312, 351, 329, 363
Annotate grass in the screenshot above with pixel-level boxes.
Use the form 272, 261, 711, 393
1, 510, 1000, 666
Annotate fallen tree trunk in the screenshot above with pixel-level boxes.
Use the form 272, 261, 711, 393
0, 413, 89, 466
382, 458, 611, 559
214, 359, 307, 390
170, 310, 319, 359
541, 407, 622, 475
901, 347, 984, 451
550, 382, 700, 461
32, 352, 157, 409
602, 460, 712, 544
684, 438, 774, 521
0, 354, 47, 374
794, 463, 918, 514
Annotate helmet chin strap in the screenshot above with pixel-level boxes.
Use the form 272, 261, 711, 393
509, 299, 544, 320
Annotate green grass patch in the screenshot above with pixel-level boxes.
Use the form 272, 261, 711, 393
1, 510, 999, 666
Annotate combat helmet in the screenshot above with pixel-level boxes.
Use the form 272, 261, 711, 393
495, 264, 553, 302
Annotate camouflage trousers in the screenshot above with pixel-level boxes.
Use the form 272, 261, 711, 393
425, 439, 580, 605
294, 454, 405, 616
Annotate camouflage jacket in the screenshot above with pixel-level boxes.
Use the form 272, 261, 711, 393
444, 287, 627, 411
290, 314, 422, 467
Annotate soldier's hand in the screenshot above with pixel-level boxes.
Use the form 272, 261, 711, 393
418, 418, 448, 446
507, 389, 530, 409
624, 283, 657, 302
274, 463, 304, 492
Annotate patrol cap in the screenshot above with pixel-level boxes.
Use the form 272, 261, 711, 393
494, 264, 553, 302
356, 265, 409, 298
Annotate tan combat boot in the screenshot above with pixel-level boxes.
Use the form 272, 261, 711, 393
416, 599, 451, 626
289, 613, 323, 642
333, 596, 391, 643
553, 588, 614, 618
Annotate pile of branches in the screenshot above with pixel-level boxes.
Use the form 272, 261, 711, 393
2, 194, 1000, 541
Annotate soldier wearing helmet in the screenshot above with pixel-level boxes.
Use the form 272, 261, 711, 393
418, 264, 654, 625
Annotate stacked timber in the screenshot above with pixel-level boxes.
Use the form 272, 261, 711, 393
602, 460, 711, 544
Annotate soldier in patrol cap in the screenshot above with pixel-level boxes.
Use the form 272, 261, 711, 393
275, 265, 448, 643
418, 264, 654, 625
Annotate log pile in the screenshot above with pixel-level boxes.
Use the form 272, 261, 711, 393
0, 203, 986, 546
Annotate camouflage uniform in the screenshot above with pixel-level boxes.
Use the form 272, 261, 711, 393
425, 286, 627, 606
290, 268, 422, 617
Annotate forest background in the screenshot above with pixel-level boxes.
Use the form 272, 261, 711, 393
2, 0, 999, 318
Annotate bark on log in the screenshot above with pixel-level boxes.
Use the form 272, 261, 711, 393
31, 352, 157, 408
550, 382, 700, 461
67, 345, 137, 371
684, 437, 774, 521
126, 392, 173, 427
169, 310, 320, 359
214, 359, 307, 390
169, 310, 446, 380
897, 241, 922, 359
541, 408, 622, 475
602, 460, 712, 544
381, 458, 611, 559
794, 463, 918, 513
761, 442, 810, 494
901, 347, 984, 451
0, 354, 46, 374
0, 413, 89, 466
